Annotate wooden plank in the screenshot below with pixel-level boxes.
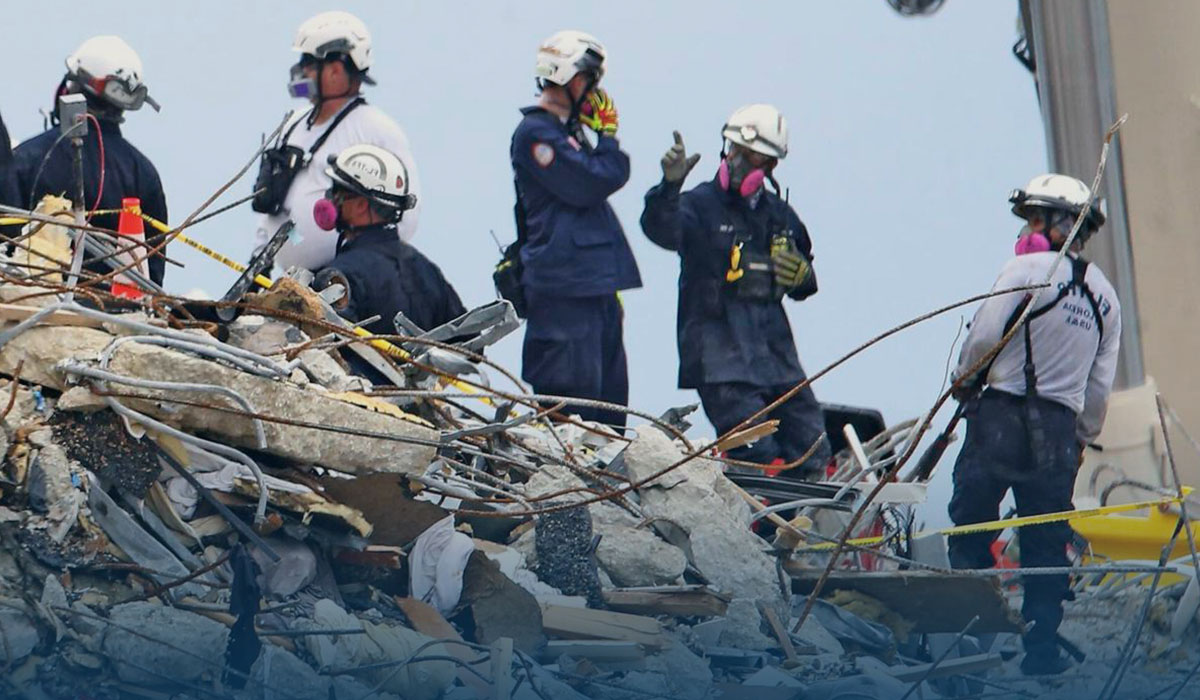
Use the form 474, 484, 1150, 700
490, 637, 514, 700
539, 603, 667, 649
334, 546, 404, 569
786, 567, 1023, 633
395, 597, 490, 698
601, 588, 730, 618
716, 420, 780, 452
758, 603, 799, 666
0, 303, 114, 329
883, 653, 1004, 682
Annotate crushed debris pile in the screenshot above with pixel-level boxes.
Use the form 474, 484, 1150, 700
1, 220, 1200, 700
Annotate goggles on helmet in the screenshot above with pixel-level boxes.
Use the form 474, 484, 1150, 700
73, 67, 159, 112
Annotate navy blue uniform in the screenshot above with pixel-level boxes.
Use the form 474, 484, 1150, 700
511, 107, 641, 427
641, 178, 830, 470
948, 390, 1081, 657
0, 118, 169, 284
317, 224, 466, 336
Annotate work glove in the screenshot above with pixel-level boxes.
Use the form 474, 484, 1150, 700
771, 236, 811, 290
579, 89, 619, 136
661, 131, 702, 183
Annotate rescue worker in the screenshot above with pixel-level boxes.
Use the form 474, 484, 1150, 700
252, 10, 421, 273
947, 173, 1120, 676
311, 143, 463, 336
0, 109, 11, 169
510, 30, 641, 428
640, 106, 832, 473
0, 36, 169, 284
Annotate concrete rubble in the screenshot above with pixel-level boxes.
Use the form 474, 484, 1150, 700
0, 267, 1194, 700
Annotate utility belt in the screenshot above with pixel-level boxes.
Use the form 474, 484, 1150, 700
251, 98, 364, 215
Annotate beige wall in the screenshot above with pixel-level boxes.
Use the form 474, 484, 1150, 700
1106, 1, 1200, 482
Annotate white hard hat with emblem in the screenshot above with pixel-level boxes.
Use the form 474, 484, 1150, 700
325, 144, 417, 219
722, 104, 788, 160
534, 30, 606, 87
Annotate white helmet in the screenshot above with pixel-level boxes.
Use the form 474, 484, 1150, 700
1010, 173, 1106, 230
325, 144, 417, 222
722, 104, 788, 160
65, 35, 159, 112
534, 30, 606, 87
293, 11, 374, 80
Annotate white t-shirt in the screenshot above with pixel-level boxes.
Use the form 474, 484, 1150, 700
954, 252, 1121, 442
253, 100, 421, 272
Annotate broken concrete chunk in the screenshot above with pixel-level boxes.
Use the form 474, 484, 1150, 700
249, 536, 317, 598
642, 640, 714, 700
247, 645, 331, 700
102, 602, 229, 685
0, 602, 40, 664
591, 502, 687, 588
521, 463, 688, 589
624, 430, 784, 608
25, 433, 83, 543
718, 598, 774, 651
225, 314, 308, 357
0, 325, 438, 474
304, 599, 455, 700
460, 550, 546, 655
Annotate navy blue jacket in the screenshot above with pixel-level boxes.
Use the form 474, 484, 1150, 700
0, 118, 169, 284
318, 224, 466, 336
510, 107, 641, 297
640, 178, 817, 388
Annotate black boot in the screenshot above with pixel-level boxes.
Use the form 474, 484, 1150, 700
1020, 639, 1072, 676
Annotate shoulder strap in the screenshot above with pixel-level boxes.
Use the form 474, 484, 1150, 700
307, 97, 366, 156
1072, 257, 1105, 341
512, 179, 529, 245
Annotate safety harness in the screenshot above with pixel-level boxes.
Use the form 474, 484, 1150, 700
1005, 256, 1104, 467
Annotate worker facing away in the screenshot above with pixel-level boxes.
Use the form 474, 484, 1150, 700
0, 35, 170, 284
310, 143, 464, 337
252, 10, 421, 273
509, 30, 641, 428
947, 173, 1120, 676
639, 105, 832, 475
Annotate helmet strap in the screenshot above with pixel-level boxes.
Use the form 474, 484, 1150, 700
566, 73, 598, 131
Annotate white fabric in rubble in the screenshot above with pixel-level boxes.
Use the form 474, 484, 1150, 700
304, 599, 453, 700
164, 453, 316, 520
409, 515, 475, 616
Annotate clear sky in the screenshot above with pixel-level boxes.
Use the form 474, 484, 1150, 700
1, 1, 1048, 526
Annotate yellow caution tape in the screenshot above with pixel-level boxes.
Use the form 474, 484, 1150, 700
804, 496, 1182, 551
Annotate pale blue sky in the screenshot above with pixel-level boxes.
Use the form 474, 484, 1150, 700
2, 1, 1047, 525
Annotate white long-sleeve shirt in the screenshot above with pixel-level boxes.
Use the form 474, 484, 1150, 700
954, 251, 1121, 443
253, 100, 421, 272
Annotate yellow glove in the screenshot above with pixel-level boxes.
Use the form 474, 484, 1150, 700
579, 89, 619, 136
771, 236, 811, 289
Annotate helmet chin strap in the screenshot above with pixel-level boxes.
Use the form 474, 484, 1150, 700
566, 73, 597, 131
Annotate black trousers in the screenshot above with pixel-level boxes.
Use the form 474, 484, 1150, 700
697, 380, 831, 473
947, 389, 1081, 652
522, 292, 629, 428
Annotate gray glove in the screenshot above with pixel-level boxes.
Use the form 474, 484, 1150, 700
661, 131, 702, 183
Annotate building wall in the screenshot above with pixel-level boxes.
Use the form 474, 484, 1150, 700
1105, 0, 1200, 482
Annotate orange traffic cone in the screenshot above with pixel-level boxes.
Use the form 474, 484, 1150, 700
112, 197, 146, 300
